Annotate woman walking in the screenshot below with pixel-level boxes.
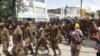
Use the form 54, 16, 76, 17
69, 22, 83, 56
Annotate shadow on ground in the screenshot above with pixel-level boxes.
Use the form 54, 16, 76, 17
38, 53, 61, 56
38, 53, 51, 56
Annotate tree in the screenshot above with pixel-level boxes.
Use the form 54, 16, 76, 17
80, 9, 87, 18
85, 12, 90, 16
0, 0, 28, 21
90, 12, 95, 18
85, 12, 91, 19
0, 1, 3, 17
97, 10, 100, 18
0, 0, 7, 21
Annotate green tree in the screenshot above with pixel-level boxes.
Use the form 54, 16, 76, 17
90, 12, 95, 19
0, 0, 3, 16
0, 0, 28, 21
97, 10, 100, 18
0, 0, 6, 21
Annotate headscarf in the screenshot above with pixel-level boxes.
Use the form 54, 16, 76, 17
75, 23, 80, 29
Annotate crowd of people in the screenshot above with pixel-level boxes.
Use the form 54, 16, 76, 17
0, 18, 100, 56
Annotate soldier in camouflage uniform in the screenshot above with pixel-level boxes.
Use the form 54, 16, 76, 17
49, 22, 61, 56
45, 23, 50, 44
0, 23, 11, 56
12, 23, 25, 56
28, 21, 36, 46
34, 23, 49, 56
23, 22, 34, 55
57, 22, 63, 43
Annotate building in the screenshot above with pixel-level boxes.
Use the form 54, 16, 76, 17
48, 8, 61, 14
48, 7, 65, 19
17, 0, 49, 22
48, 6, 81, 19
66, 7, 94, 19
48, 6, 94, 19
66, 7, 80, 17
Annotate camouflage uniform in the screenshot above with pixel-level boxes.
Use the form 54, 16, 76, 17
12, 25, 25, 56
23, 24, 34, 55
34, 25, 49, 56
45, 25, 50, 42
65, 23, 71, 45
0, 25, 11, 56
28, 21, 36, 45
57, 24, 63, 43
49, 24, 61, 56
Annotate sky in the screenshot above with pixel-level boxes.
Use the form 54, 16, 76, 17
47, 0, 100, 12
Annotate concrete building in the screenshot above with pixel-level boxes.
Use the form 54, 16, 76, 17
66, 7, 80, 17
48, 6, 81, 19
17, 0, 49, 22
48, 7, 65, 19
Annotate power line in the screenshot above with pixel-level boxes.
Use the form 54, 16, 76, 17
80, 0, 83, 18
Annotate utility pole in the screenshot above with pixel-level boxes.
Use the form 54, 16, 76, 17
80, 0, 83, 18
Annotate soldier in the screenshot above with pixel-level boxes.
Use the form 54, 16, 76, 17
34, 23, 49, 56
49, 22, 61, 56
28, 21, 36, 46
0, 23, 11, 56
12, 23, 25, 56
45, 23, 50, 42
23, 22, 34, 55
65, 22, 72, 45
60, 22, 67, 41
57, 22, 63, 43
44, 23, 50, 51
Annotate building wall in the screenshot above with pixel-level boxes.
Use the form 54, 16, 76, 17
48, 8, 61, 14
48, 8, 64, 19
34, 0, 49, 22
48, 7, 81, 19
66, 7, 80, 17
18, 0, 49, 22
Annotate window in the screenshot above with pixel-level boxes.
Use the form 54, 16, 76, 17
36, 7, 45, 13
35, 0, 45, 3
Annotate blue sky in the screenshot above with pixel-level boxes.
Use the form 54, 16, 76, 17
47, 0, 100, 12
